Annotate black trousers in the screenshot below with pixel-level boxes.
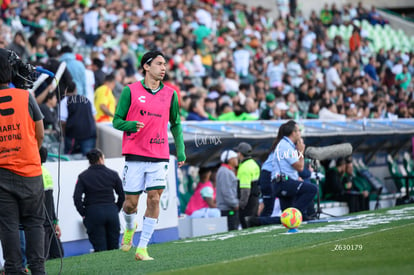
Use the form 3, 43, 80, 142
258, 170, 275, 217
275, 178, 318, 218
220, 210, 240, 231
0, 168, 45, 275
239, 197, 259, 229
83, 204, 120, 252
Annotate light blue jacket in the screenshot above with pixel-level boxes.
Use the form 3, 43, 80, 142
60, 53, 87, 97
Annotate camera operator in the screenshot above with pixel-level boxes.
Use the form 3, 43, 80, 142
0, 48, 46, 274
272, 120, 317, 221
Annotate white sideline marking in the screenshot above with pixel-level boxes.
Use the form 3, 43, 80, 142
176, 206, 414, 243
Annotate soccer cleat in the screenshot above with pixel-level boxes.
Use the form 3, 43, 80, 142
135, 247, 154, 261
120, 222, 137, 252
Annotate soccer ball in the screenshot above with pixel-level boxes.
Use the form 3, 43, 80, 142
280, 207, 302, 229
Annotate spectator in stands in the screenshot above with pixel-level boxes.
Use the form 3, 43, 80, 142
368, 6, 388, 26
384, 102, 398, 120
57, 21, 77, 48
59, 46, 87, 97
364, 56, 379, 86
381, 67, 396, 89
397, 102, 410, 118
349, 27, 361, 53
42, 47, 74, 101
186, 96, 209, 121
94, 73, 117, 123
266, 55, 285, 89
395, 65, 411, 91
285, 91, 300, 119
234, 142, 261, 229
272, 120, 317, 220
319, 101, 346, 121
91, 58, 105, 90
7, 31, 30, 62
223, 68, 240, 94
120, 39, 138, 77
73, 148, 124, 252
205, 97, 218, 119
83, 5, 100, 46
307, 100, 320, 119
233, 42, 250, 78
38, 92, 60, 138
260, 93, 276, 120
320, 3, 333, 26
185, 167, 220, 218
60, 82, 97, 155
326, 61, 342, 92
277, 0, 290, 19
216, 149, 240, 230
408, 102, 414, 118
286, 54, 303, 88
82, 57, 96, 106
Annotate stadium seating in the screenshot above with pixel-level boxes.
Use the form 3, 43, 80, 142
327, 21, 414, 52
386, 154, 414, 202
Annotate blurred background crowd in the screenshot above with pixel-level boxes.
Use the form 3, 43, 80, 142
1, 0, 413, 130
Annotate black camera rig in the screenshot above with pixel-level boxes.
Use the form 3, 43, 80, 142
6, 49, 37, 90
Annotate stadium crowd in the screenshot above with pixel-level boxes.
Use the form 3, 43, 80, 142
1, 0, 414, 141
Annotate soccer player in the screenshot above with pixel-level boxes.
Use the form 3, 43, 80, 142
113, 51, 185, 261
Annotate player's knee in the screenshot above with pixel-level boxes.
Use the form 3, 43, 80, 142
147, 193, 160, 206
123, 200, 138, 213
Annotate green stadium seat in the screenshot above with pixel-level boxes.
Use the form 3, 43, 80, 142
403, 153, 414, 194
387, 155, 405, 191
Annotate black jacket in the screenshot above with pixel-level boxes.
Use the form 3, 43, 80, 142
73, 164, 124, 217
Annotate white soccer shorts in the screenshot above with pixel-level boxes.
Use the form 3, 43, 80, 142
122, 161, 169, 194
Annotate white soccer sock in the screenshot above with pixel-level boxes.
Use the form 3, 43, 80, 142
123, 211, 137, 230
138, 217, 157, 248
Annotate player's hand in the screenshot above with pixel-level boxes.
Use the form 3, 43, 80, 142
177, 161, 185, 167
136, 121, 145, 131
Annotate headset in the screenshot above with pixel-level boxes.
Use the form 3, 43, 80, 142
224, 150, 230, 163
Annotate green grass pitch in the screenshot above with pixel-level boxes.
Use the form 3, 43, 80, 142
46, 205, 414, 274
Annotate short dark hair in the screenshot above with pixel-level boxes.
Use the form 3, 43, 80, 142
0, 49, 12, 84
336, 157, 346, 166
44, 91, 56, 102
92, 58, 104, 69
46, 47, 60, 58
86, 148, 104, 165
198, 167, 211, 178
66, 81, 76, 94
104, 73, 116, 82
60, 45, 73, 54
140, 50, 165, 74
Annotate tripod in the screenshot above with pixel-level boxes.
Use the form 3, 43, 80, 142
311, 159, 336, 219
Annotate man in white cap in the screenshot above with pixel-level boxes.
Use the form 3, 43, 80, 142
216, 149, 239, 231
